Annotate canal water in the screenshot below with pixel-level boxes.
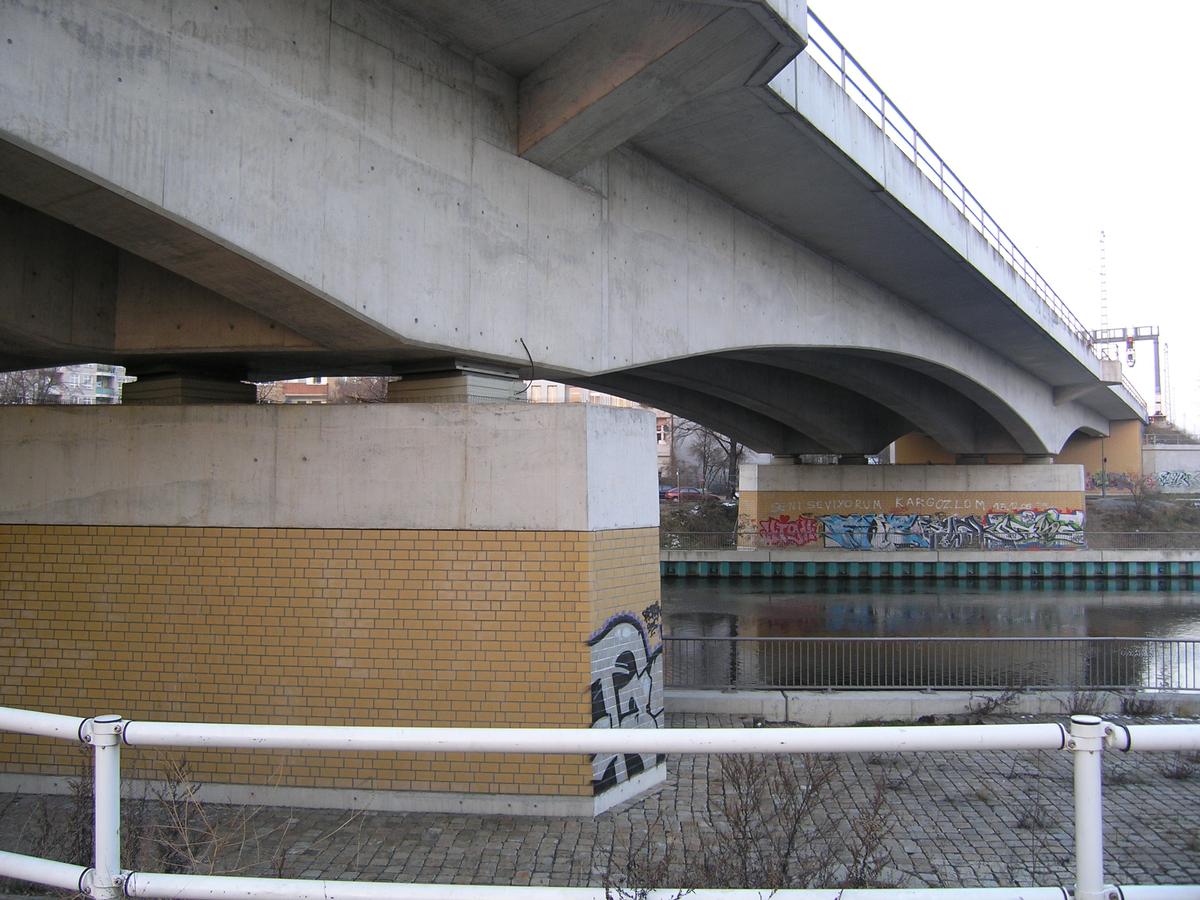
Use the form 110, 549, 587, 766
661, 578, 1200, 689
663, 578, 1200, 639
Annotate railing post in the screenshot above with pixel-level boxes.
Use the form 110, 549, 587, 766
1069, 714, 1116, 900
88, 714, 124, 900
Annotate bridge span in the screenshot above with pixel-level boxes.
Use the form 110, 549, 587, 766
0, 0, 1142, 455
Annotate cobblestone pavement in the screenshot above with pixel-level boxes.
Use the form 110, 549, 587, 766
2, 713, 1199, 894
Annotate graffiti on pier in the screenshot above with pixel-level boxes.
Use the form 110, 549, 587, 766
767, 509, 1089, 551
1155, 470, 1197, 491
1086, 470, 1138, 492
821, 514, 928, 550
923, 515, 986, 549
588, 614, 664, 795
641, 601, 662, 638
980, 508, 1086, 548
757, 514, 819, 547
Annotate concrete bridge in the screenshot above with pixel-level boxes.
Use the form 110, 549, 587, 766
0, 0, 1142, 456
0, 0, 1148, 815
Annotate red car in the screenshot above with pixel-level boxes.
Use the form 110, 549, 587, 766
663, 487, 721, 502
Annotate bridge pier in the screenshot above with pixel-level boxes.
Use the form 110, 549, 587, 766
0, 402, 663, 815
739, 463, 1086, 551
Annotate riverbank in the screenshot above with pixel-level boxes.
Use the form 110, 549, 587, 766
662, 549, 1200, 579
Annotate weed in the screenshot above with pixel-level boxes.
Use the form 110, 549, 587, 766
1016, 801, 1054, 830
603, 752, 895, 892
1160, 753, 1195, 781
1061, 689, 1105, 717
969, 686, 1024, 720
1119, 694, 1162, 718
1104, 769, 1143, 787
601, 810, 689, 900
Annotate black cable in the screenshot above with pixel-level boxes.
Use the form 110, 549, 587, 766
512, 337, 535, 396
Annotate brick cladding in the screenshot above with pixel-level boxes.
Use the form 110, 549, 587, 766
0, 525, 659, 798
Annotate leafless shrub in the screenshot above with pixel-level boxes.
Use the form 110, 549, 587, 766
1160, 753, 1195, 781
968, 685, 1024, 720
1016, 800, 1055, 830
0, 754, 357, 893
602, 753, 895, 892
699, 753, 841, 889
1061, 688, 1105, 717
840, 778, 894, 888
601, 810, 689, 900
1119, 694, 1162, 718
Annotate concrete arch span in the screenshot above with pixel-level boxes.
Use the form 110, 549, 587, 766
721, 348, 1035, 455
574, 371, 829, 455
570, 346, 1109, 457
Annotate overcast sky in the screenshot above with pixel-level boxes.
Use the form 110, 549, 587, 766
808, 0, 1200, 432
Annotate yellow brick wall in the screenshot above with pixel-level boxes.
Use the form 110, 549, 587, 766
0, 525, 659, 799
588, 529, 661, 634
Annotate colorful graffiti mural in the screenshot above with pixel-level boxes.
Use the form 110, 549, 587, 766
757, 514, 819, 547
1085, 471, 1139, 492
751, 509, 1085, 551
588, 614, 664, 795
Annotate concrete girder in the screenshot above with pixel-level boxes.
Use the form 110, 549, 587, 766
0, 0, 1132, 452
0, 197, 322, 373
723, 349, 1024, 455
572, 371, 826, 454
626, 357, 915, 454
518, 3, 781, 177
0, 137, 393, 356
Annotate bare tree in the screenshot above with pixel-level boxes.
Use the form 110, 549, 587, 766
673, 420, 743, 496
255, 381, 286, 403
327, 376, 388, 403
0, 368, 60, 405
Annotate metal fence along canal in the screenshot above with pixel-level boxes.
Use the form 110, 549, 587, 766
661, 531, 1200, 551
663, 636, 1200, 692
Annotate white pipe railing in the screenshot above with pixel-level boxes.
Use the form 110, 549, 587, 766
2, 705, 1199, 899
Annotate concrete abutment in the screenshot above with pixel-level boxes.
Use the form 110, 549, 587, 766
0, 402, 663, 815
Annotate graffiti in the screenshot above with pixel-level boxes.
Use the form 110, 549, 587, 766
1085, 471, 1159, 493
1155, 470, 1197, 491
981, 508, 1085, 549
821, 514, 929, 550
923, 515, 986, 549
588, 614, 664, 795
757, 514, 819, 547
641, 601, 662, 639
782, 509, 1087, 551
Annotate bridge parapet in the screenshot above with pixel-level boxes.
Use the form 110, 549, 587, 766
766, 8, 1145, 417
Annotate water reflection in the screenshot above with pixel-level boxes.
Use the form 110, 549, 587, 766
664, 578, 1200, 640
662, 579, 1200, 690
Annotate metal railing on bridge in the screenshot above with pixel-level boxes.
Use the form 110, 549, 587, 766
661, 531, 1200, 551
802, 9, 1145, 409
663, 635, 1200, 692
2, 703, 1199, 899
